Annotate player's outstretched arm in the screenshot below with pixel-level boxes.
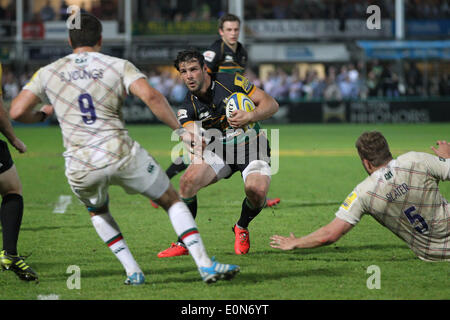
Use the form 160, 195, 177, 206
431, 140, 450, 159
129, 78, 180, 131
10, 90, 53, 124
270, 217, 353, 251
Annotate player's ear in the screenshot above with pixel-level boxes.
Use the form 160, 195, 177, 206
97, 35, 103, 48
362, 158, 374, 174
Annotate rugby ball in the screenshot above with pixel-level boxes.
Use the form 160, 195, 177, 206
225, 92, 256, 131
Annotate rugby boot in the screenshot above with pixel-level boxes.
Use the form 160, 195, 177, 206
199, 257, 240, 284
157, 242, 189, 258
266, 198, 281, 208
149, 200, 159, 209
0, 250, 38, 281
233, 224, 250, 255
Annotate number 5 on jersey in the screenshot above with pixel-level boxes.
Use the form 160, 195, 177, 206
403, 206, 429, 234
78, 93, 97, 124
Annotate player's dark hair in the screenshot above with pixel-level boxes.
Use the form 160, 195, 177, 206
218, 13, 240, 29
69, 13, 102, 49
174, 49, 205, 71
355, 131, 393, 167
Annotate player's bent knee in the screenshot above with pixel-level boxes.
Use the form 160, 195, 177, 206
179, 173, 199, 196
245, 183, 267, 203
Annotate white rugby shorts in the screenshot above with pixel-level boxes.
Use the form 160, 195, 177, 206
66, 141, 170, 210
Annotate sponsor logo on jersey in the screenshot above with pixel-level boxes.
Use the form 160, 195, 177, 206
203, 50, 216, 63
177, 109, 188, 120
198, 111, 210, 120
384, 170, 393, 180
341, 192, 357, 211
75, 57, 87, 64
234, 74, 252, 93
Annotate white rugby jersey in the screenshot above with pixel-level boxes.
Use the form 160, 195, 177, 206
24, 52, 146, 172
336, 152, 450, 261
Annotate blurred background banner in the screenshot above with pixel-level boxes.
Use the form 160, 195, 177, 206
357, 40, 450, 59
245, 19, 393, 39
1, 0, 449, 125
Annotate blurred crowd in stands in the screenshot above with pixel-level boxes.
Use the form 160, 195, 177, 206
246, 61, 450, 101
2, 61, 449, 103
0, 0, 448, 23
244, 0, 450, 20
0, 0, 120, 22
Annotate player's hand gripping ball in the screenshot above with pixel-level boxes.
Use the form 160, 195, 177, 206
225, 92, 256, 131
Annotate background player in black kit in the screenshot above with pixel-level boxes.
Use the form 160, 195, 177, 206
157, 49, 278, 258
203, 13, 248, 75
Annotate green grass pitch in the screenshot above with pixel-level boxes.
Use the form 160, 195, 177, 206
0, 123, 449, 300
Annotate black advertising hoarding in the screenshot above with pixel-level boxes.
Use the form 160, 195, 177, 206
116, 98, 450, 124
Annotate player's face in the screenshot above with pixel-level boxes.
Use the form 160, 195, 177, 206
219, 21, 240, 46
178, 60, 207, 93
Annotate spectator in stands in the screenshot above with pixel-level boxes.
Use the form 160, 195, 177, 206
322, 66, 341, 100
59, 0, 69, 21
91, 1, 102, 19
169, 77, 188, 104
40, 1, 55, 21
366, 71, 379, 97
338, 74, 359, 99
5, 1, 15, 20
263, 71, 278, 98
147, 70, 161, 89
273, 0, 290, 19
256, 0, 274, 18
272, 70, 290, 101
2, 72, 19, 101
404, 62, 423, 96
199, 0, 211, 20
288, 70, 303, 101
439, 74, 450, 96
157, 71, 175, 98
101, 0, 117, 20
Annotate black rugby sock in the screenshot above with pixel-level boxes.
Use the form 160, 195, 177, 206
1, 194, 24, 255
181, 196, 197, 219
237, 197, 264, 229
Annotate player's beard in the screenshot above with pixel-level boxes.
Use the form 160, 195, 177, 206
188, 76, 204, 95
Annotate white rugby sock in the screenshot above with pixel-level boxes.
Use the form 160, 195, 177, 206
168, 201, 212, 268
91, 213, 143, 276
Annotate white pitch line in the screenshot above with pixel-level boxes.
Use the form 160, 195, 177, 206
53, 195, 72, 214
37, 294, 60, 300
